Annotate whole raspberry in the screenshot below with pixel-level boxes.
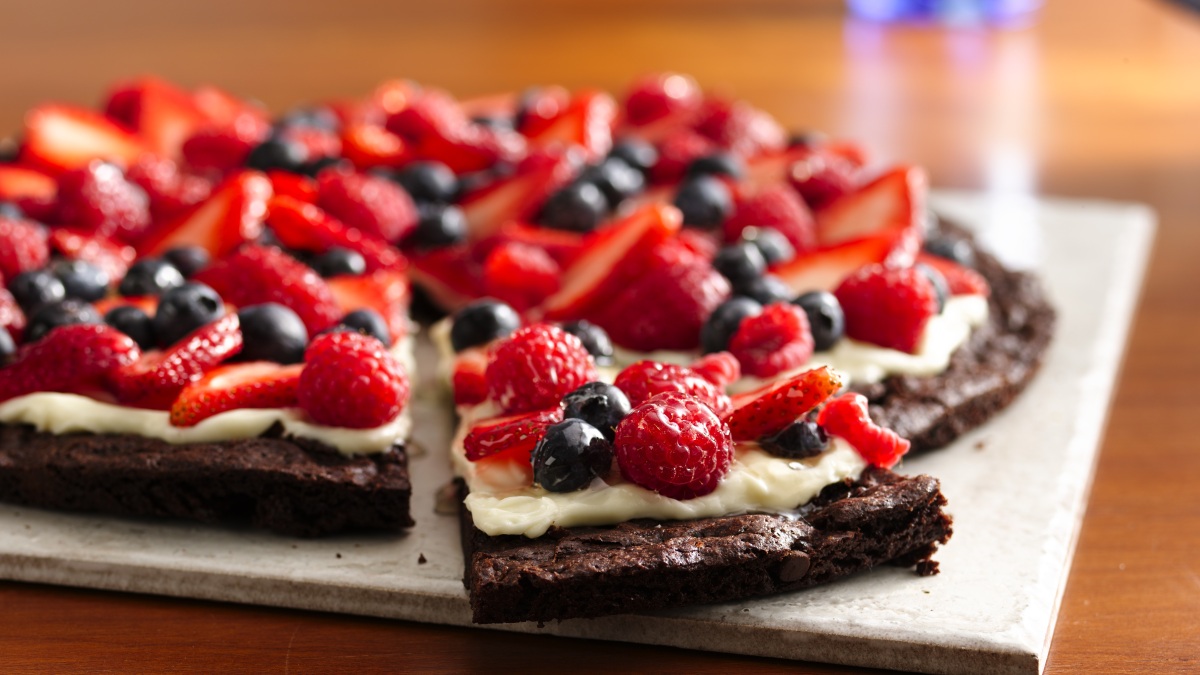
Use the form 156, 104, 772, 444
650, 129, 716, 184
181, 114, 270, 173
0, 217, 50, 282
834, 263, 938, 354
623, 73, 701, 127
0, 324, 140, 403
485, 323, 598, 415
817, 392, 910, 468
126, 154, 212, 221
729, 302, 814, 378
56, 161, 151, 242
689, 351, 741, 388
612, 360, 732, 417
298, 331, 409, 429
724, 184, 816, 254
316, 168, 417, 242
692, 97, 785, 158
614, 392, 732, 500
788, 152, 856, 210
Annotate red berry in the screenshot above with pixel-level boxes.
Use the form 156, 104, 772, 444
692, 97, 785, 158
170, 362, 303, 427
650, 129, 715, 184
316, 168, 417, 242
0, 324, 140, 403
55, 161, 151, 242
298, 331, 409, 429
612, 360, 732, 417
485, 323, 598, 415
181, 114, 270, 173
834, 264, 938, 354
623, 73, 702, 127
817, 392, 910, 468
452, 349, 489, 406
385, 89, 468, 141
0, 216, 50, 282
614, 392, 732, 500
46, 228, 137, 285
729, 302, 814, 378
481, 240, 561, 313
724, 184, 816, 253
109, 314, 242, 409
788, 152, 857, 210
727, 366, 844, 441
463, 406, 564, 461
689, 351, 741, 388
280, 126, 342, 163
126, 154, 213, 221
916, 252, 990, 297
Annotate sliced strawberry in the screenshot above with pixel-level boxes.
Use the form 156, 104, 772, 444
451, 348, 489, 406
21, 104, 147, 174
169, 361, 303, 427
770, 227, 921, 294
267, 171, 317, 203
458, 148, 581, 240
514, 86, 570, 138
815, 165, 925, 247
110, 313, 242, 409
481, 241, 561, 313
47, 228, 137, 283
726, 366, 845, 441
463, 406, 564, 461
326, 269, 411, 343
524, 89, 616, 160
340, 123, 411, 170
744, 146, 815, 189
818, 392, 910, 468
265, 196, 406, 272
539, 204, 682, 321
476, 221, 586, 268
916, 252, 991, 297
316, 168, 418, 242
136, 171, 271, 258
0, 165, 56, 202
103, 77, 208, 159
385, 88, 467, 141
0, 324, 141, 403
126, 153, 213, 221
406, 245, 485, 313
416, 120, 526, 175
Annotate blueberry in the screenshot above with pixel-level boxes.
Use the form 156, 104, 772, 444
118, 258, 185, 297
0, 326, 16, 365
276, 106, 340, 131
561, 320, 614, 367
531, 418, 614, 492
918, 263, 949, 314
450, 299, 521, 352
152, 282, 225, 347
394, 161, 458, 204
245, 135, 307, 173
235, 303, 309, 363
713, 242, 766, 287
609, 139, 658, 174
539, 182, 607, 233
53, 259, 109, 302
163, 246, 211, 278
561, 381, 631, 443
104, 305, 156, 350
673, 175, 732, 229
792, 291, 844, 352
408, 204, 467, 250
700, 297, 763, 354
298, 156, 349, 178
25, 299, 102, 342
337, 308, 391, 348
312, 247, 366, 278
762, 421, 828, 459
579, 157, 644, 208
740, 226, 795, 265
685, 152, 744, 179
735, 274, 793, 305
9, 269, 66, 312
923, 235, 975, 267
0, 201, 22, 220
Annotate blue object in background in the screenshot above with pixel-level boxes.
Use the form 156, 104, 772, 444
848, 0, 1043, 23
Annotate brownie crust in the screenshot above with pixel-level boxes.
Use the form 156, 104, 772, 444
461, 468, 952, 624
0, 422, 413, 537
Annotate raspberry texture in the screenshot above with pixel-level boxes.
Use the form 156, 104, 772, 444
692, 97, 785, 158
834, 263, 939, 354
614, 392, 733, 500
0, 216, 50, 282
817, 392, 910, 468
787, 152, 856, 210
650, 129, 716, 184
316, 168, 417, 242
0, 324, 140, 402
729, 302, 814, 378
724, 184, 816, 253
126, 154, 212, 221
55, 161, 151, 242
623, 73, 701, 127
485, 323, 598, 414
689, 351, 741, 388
298, 331, 409, 429
612, 360, 732, 417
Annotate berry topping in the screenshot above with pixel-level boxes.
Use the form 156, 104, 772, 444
686, 152, 745, 180
0, 324, 141, 403
170, 362, 303, 427
689, 351, 742, 389
335, 308, 393, 347
482, 241, 561, 313
608, 139, 658, 174
735, 273, 793, 306
463, 406, 564, 461
21, 104, 146, 174
236, 303, 308, 364
561, 381, 632, 442
0, 216, 50, 282
0, 327, 13, 366
713, 241, 766, 287
918, 263, 949, 313
56, 161, 151, 242
612, 360, 732, 417
450, 299, 521, 352
264, 196, 405, 272
9, 269, 66, 313
729, 302, 814, 378
792, 290, 845, 352
727, 366, 844, 441
725, 184, 816, 254
538, 181, 607, 233
104, 304, 156, 350
532, 419, 614, 493
408, 204, 467, 250
814, 166, 924, 247
700, 296, 762, 354
560, 320, 614, 367
579, 156, 644, 208
485, 323, 598, 414
834, 264, 939, 354
651, 129, 717, 184
673, 175, 732, 229
740, 226, 795, 266
923, 235, 975, 267
623, 73, 701, 127
152, 281, 225, 348
692, 97, 785, 157
312, 247, 367, 278
761, 420, 828, 459
787, 152, 856, 209
393, 161, 458, 204
110, 313, 243, 409
137, 171, 271, 259
451, 348, 489, 406
25, 299, 102, 343
916, 252, 990, 297
50, 259, 108, 303
817, 392, 910, 468
614, 392, 733, 500
298, 330, 409, 429
118, 258, 185, 297
316, 168, 418, 242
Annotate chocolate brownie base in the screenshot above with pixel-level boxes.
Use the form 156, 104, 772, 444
857, 224, 1056, 451
461, 467, 951, 624
0, 422, 413, 537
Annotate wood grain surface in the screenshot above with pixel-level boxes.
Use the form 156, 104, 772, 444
1, 0, 1198, 672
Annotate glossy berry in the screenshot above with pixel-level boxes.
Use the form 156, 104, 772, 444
245, 135, 307, 173
0, 324, 140, 403
834, 264, 939, 354
608, 139, 658, 174
685, 152, 744, 179
104, 304, 156, 350
55, 161, 150, 242
741, 226, 795, 266
316, 168, 418, 242
614, 392, 732, 500
923, 234, 975, 267
119, 258, 185, 297
561, 320, 614, 367
561, 381, 632, 442
539, 182, 607, 233
0, 216, 50, 282
25, 299, 102, 343
713, 242, 766, 287
152, 281, 226, 348
673, 175, 731, 229
162, 246, 211, 278
408, 204, 467, 250
337, 308, 392, 348
762, 420, 828, 459
612, 360, 732, 417
579, 157, 644, 208
485, 323, 598, 414
725, 184, 816, 253
817, 392, 910, 468
53, 259, 109, 302
700, 296, 762, 354
623, 73, 701, 126
735, 273, 793, 305
729, 302, 814, 378
298, 330, 409, 428
109, 314, 243, 409
237, 303, 309, 364
393, 161, 458, 204
463, 407, 563, 461
918, 263, 949, 313
9, 269, 66, 312
0, 326, 14, 365
532, 419, 614, 492
792, 291, 845, 352
727, 366, 844, 441
312, 247, 367, 278
450, 299, 521, 351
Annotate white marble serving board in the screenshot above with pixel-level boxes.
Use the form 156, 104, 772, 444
0, 192, 1154, 675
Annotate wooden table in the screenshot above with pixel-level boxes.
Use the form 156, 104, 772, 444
1, 0, 1198, 672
